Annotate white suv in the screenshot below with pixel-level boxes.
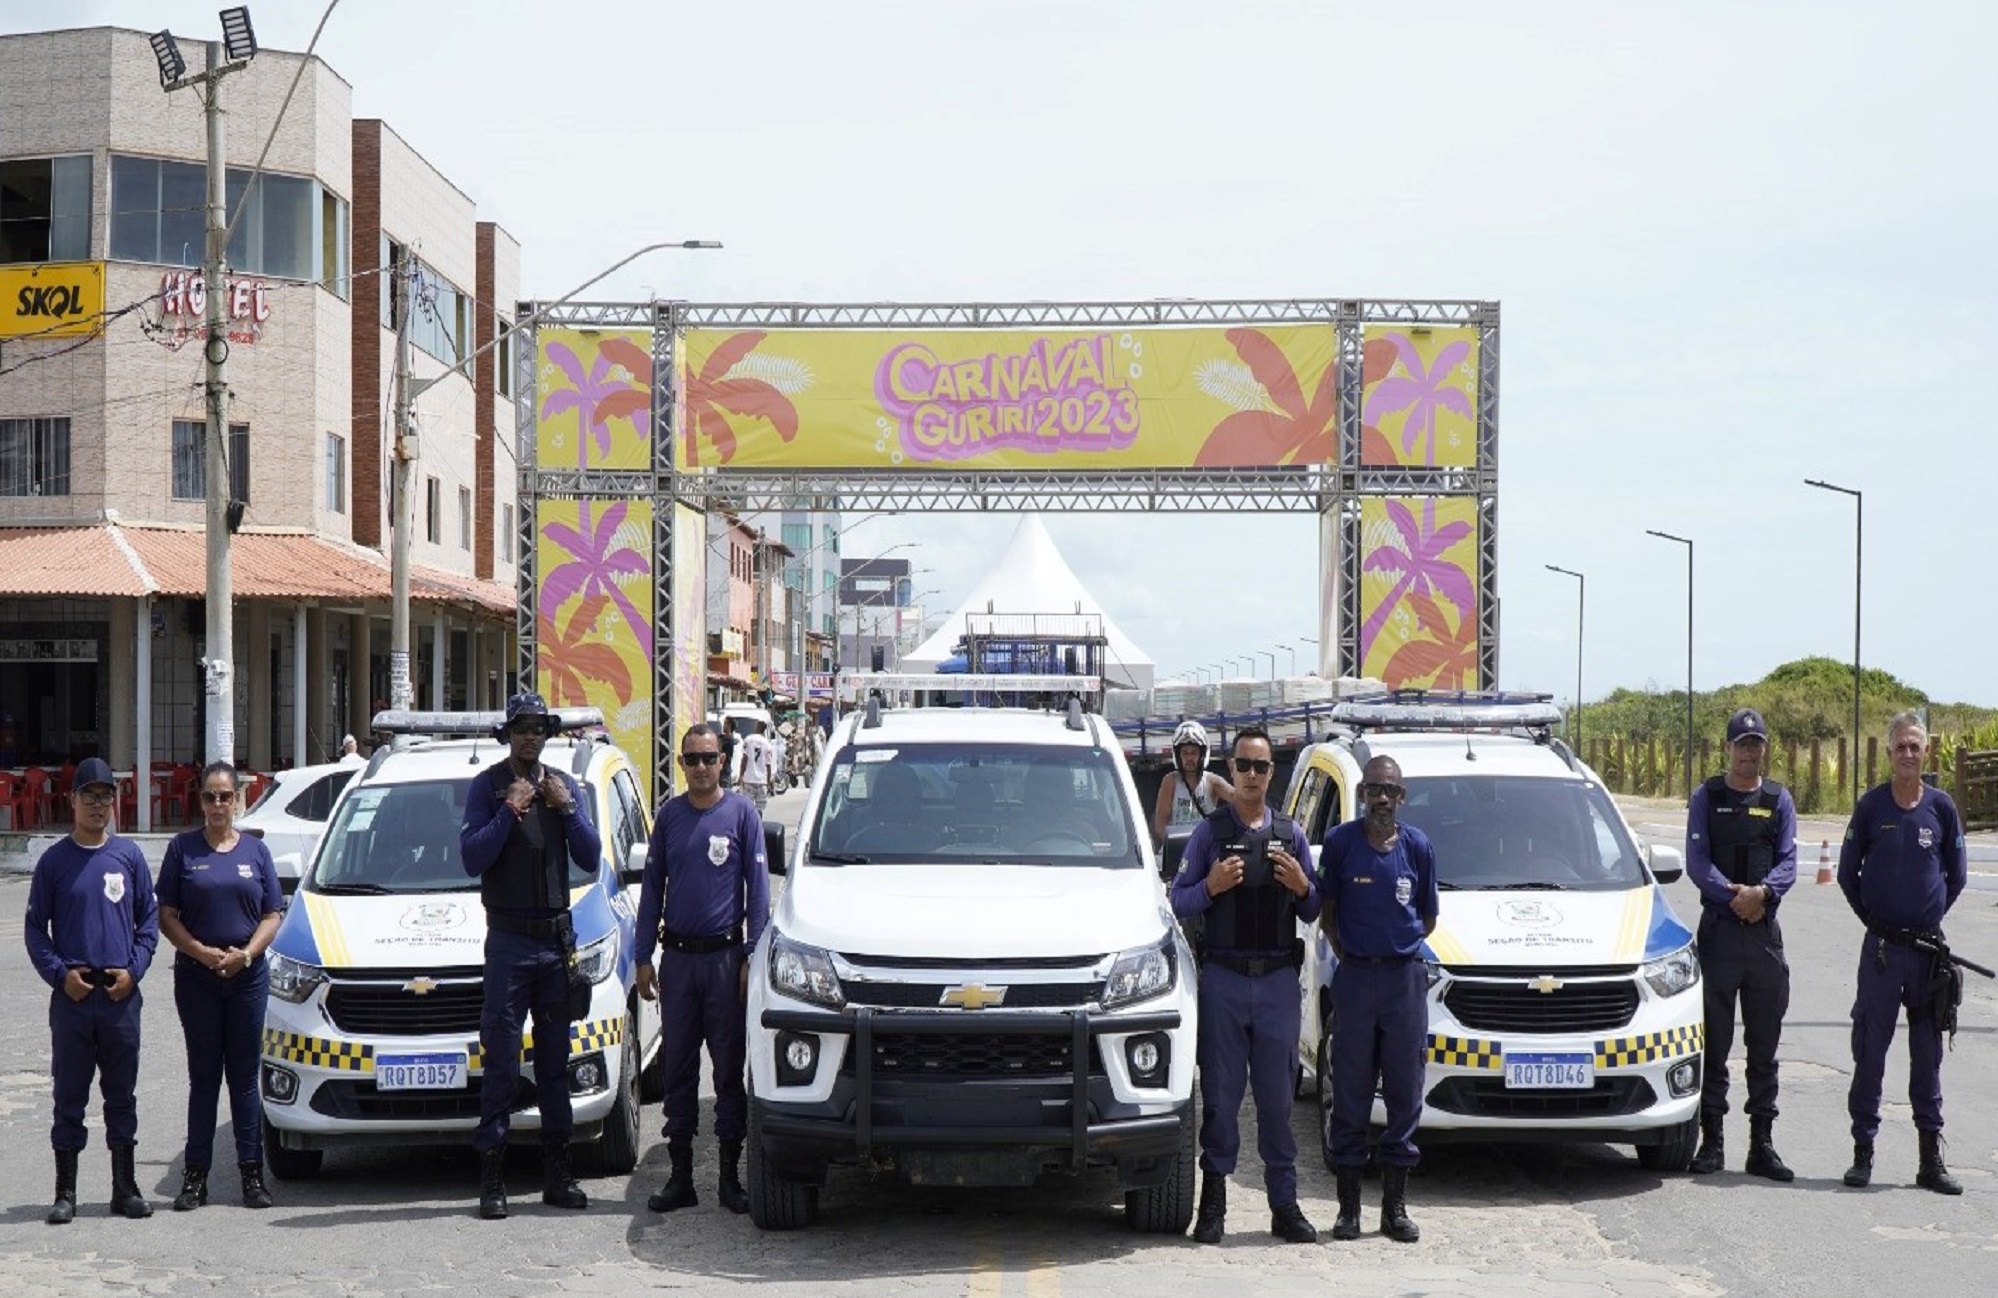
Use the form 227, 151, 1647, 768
258, 711, 663, 1178
745, 698, 1198, 1231
1280, 694, 1702, 1172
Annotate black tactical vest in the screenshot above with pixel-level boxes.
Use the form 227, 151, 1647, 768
1702, 775, 1784, 887
1202, 806, 1299, 954
479, 761, 570, 914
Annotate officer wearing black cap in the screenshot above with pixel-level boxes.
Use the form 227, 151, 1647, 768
460, 693, 603, 1220
1684, 706, 1798, 1180
24, 756, 160, 1223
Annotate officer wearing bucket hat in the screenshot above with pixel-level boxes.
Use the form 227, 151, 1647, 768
460, 693, 602, 1220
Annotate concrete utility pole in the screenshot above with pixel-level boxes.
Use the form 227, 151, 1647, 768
389, 252, 417, 711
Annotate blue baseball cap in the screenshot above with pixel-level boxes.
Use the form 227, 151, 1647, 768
1726, 708, 1769, 744
73, 757, 116, 791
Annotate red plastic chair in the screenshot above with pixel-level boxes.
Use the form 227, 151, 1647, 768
22, 767, 55, 829
54, 763, 76, 822
0, 773, 28, 831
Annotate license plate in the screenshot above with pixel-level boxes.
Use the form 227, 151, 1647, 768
375, 1053, 467, 1090
1503, 1053, 1593, 1089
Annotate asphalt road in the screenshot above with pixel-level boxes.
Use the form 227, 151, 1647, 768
0, 784, 1992, 1297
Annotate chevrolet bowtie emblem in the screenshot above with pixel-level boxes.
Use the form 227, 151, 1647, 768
941, 983, 1007, 1010
403, 977, 439, 996
1527, 975, 1563, 994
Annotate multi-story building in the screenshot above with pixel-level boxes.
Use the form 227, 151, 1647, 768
0, 27, 517, 813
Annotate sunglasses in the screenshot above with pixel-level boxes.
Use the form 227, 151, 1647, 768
1232, 757, 1273, 775
74, 789, 116, 806
200, 790, 238, 805
508, 723, 556, 738
1361, 781, 1406, 799
679, 752, 722, 767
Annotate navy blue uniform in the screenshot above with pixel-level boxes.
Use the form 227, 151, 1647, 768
460, 761, 602, 1152
159, 829, 282, 1170
1836, 783, 1967, 1141
1171, 807, 1319, 1206
1319, 820, 1439, 1169
636, 791, 770, 1145
24, 835, 159, 1152
1684, 778, 1797, 1123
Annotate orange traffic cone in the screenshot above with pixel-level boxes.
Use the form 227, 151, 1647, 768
1815, 840, 1834, 885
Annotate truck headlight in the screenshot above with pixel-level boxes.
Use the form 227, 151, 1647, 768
267, 952, 325, 1004
1102, 939, 1175, 1010
769, 932, 844, 1009
574, 931, 618, 985
1642, 944, 1700, 998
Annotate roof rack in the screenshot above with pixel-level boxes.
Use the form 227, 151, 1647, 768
855, 672, 1102, 695
370, 708, 606, 738
1330, 690, 1562, 733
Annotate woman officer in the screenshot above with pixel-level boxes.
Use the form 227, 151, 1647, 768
157, 762, 283, 1210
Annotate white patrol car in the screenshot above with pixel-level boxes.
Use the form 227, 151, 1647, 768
746, 687, 1198, 1232
258, 709, 663, 1178
1281, 693, 1702, 1171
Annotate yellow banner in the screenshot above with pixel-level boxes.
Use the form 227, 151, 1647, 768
0, 261, 105, 340
676, 324, 1340, 469
535, 328, 652, 471
535, 498, 654, 799
1360, 325, 1478, 468
1359, 496, 1480, 689
670, 503, 707, 799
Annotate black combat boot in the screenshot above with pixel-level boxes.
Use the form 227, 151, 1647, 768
477, 1147, 509, 1220
1380, 1165, 1419, 1244
46, 1149, 78, 1226
1331, 1168, 1363, 1241
1744, 1118, 1794, 1183
239, 1161, 274, 1209
1842, 1141, 1874, 1188
540, 1138, 587, 1209
108, 1144, 153, 1219
648, 1139, 698, 1213
172, 1167, 208, 1211
1688, 1112, 1725, 1175
717, 1139, 749, 1215
1191, 1171, 1226, 1244
1917, 1130, 1963, 1196
1270, 1200, 1317, 1243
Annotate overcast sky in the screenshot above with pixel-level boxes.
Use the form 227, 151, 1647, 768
19, 1, 1997, 707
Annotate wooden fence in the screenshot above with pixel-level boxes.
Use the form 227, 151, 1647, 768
1961, 749, 1998, 831
1585, 735, 1964, 817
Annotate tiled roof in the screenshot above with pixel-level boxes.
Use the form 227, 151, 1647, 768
0, 525, 515, 615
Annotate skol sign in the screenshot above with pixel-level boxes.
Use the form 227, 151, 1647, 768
0, 262, 105, 340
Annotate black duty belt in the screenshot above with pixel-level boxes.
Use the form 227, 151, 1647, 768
1207, 950, 1300, 977
661, 927, 743, 955
487, 911, 569, 940
1340, 952, 1416, 966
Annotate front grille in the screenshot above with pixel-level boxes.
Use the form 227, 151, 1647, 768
1425, 1076, 1656, 1119
309, 1076, 530, 1122
839, 981, 1101, 1009
1443, 980, 1639, 1033
325, 982, 485, 1036
846, 1033, 1102, 1079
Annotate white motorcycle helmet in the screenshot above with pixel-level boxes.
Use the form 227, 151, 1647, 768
1170, 719, 1210, 766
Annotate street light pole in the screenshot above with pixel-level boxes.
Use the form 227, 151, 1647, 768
1645, 531, 1694, 798
1257, 649, 1276, 681
1545, 565, 1585, 756
1299, 636, 1319, 677
1805, 478, 1863, 805
1277, 643, 1298, 676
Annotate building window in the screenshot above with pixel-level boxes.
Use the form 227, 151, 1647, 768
458, 485, 472, 550
495, 320, 512, 399
500, 502, 515, 565
425, 476, 441, 544
0, 417, 71, 496
379, 238, 471, 366
111, 156, 339, 282
320, 185, 349, 299
325, 432, 346, 512
170, 420, 250, 503
0, 156, 91, 264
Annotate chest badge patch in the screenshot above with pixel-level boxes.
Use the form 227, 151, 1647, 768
1395, 876, 1414, 907
238, 863, 255, 879
1919, 826, 1935, 849
102, 871, 125, 903
708, 834, 731, 867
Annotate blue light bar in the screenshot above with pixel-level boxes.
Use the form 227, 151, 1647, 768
1331, 690, 1562, 732
370, 708, 605, 737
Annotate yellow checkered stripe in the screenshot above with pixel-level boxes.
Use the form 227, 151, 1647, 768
468, 1016, 625, 1071
1427, 1034, 1502, 1071
1595, 1024, 1703, 1068
263, 1029, 371, 1073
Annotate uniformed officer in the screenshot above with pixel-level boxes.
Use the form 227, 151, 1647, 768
460, 693, 602, 1220
1170, 726, 1321, 1245
1683, 707, 1797, 1180
23, 757, 160, 1223
636, 722, 771, 1215
1836, 710, 1968, 1194
1318, 755, 1438, 1244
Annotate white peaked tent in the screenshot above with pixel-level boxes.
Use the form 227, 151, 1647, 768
901, 515, 1155, 692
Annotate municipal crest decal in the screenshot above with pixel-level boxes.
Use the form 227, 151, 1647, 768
708, 834, 731, 867
102, 871, 125, 903
1395, 876, 1414, 907
238, 863, 254, 879
1918, 826, 1935, 850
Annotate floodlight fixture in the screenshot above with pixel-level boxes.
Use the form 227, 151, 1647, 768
150, 30, 187, 87
219, 7, 258, 63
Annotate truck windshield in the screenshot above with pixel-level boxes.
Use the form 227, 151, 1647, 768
305, 779, 598, 895
809, 743, 1142, 868
1400, 775, 1648, 892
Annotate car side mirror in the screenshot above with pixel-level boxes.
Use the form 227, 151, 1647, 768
1160, 827, 1193, 882
1647, 843, 1685, 885
621, 842, 646, 887
765, 823, 788, 877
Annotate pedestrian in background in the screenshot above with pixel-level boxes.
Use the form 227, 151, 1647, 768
1836, 711, 1968, 1194
1683, 707, 1797, 1180
23, 757, 159, 1223
1151, 718, 1233, 847
157, 762, 284, 1210
738, 720, 775, 813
